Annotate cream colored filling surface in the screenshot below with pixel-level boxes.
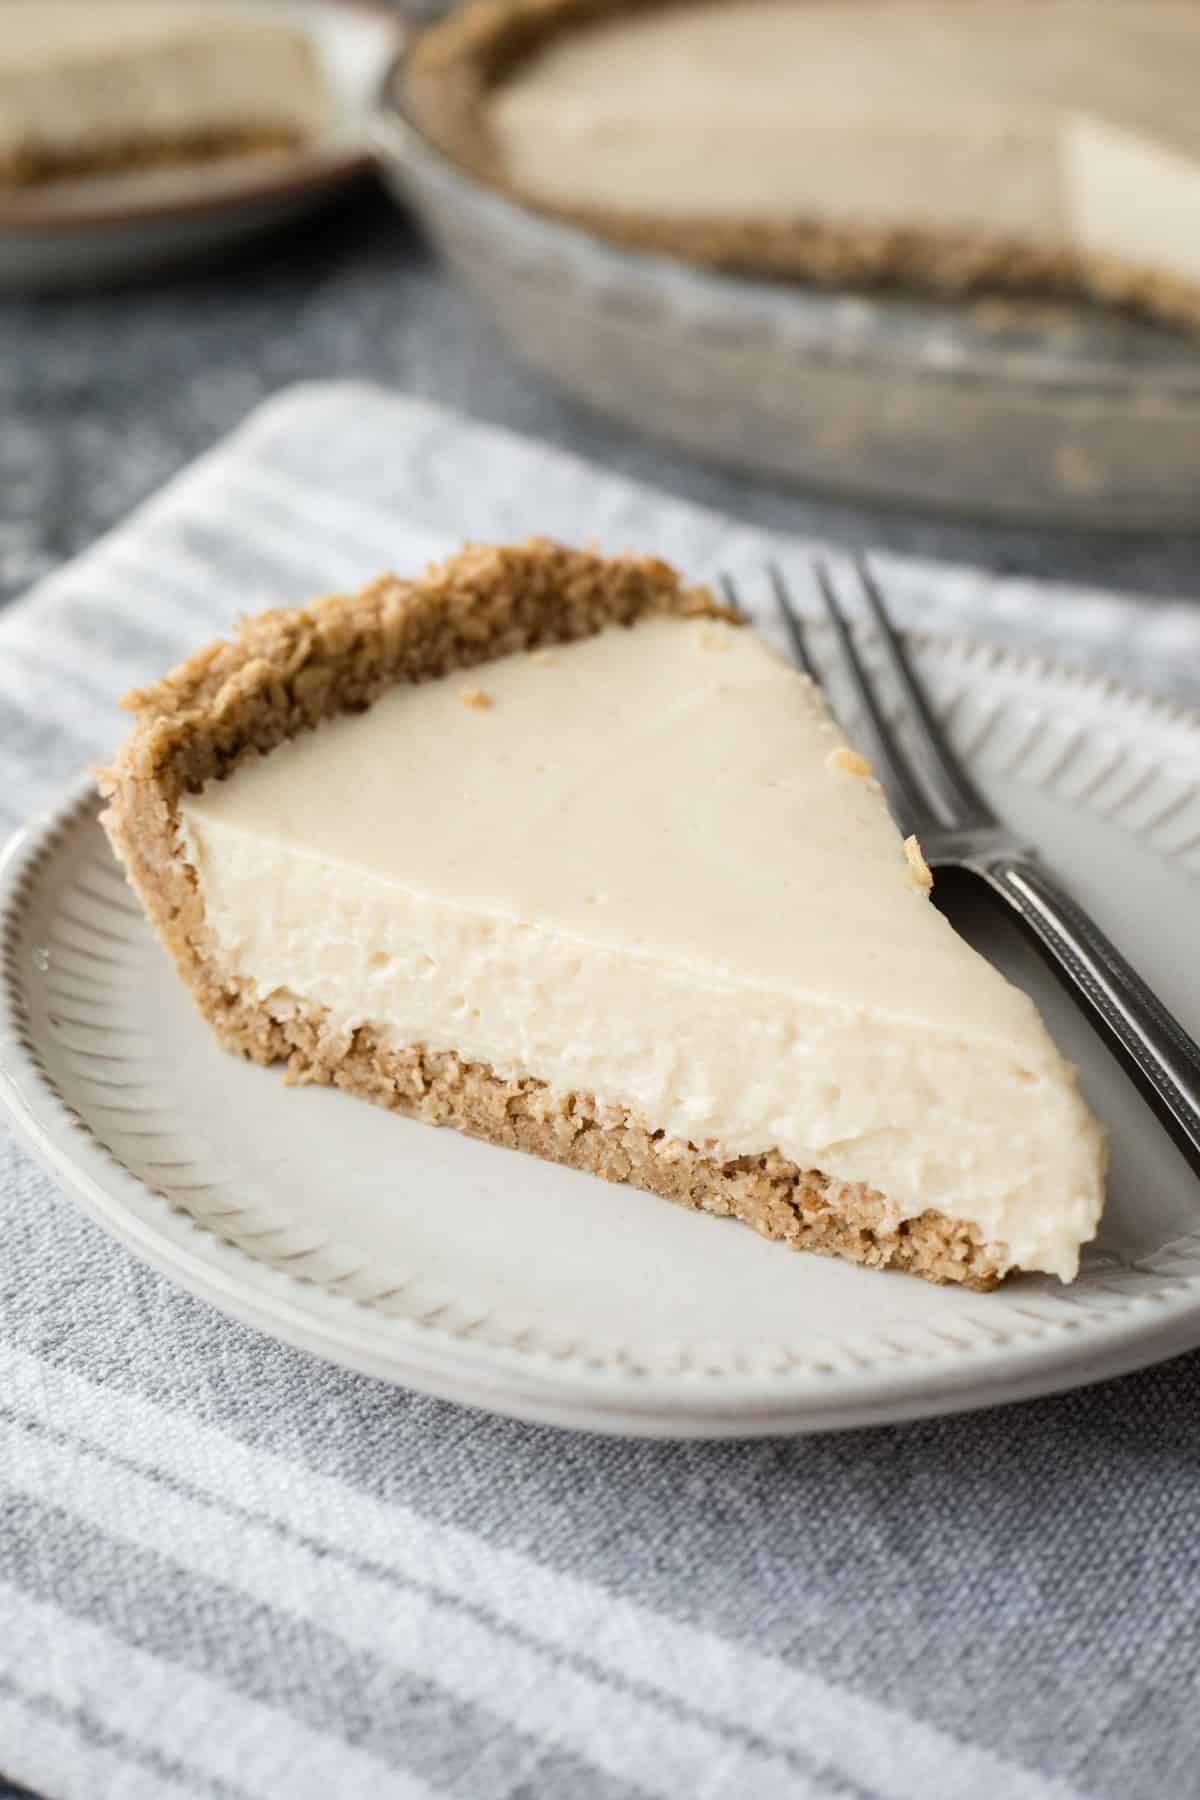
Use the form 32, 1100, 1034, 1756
179, 616, 1104, 1280
488, 0, 1200, 273
0, 5, 328, 162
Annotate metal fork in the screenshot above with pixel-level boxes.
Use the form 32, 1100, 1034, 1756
740, 556, 1200, 1176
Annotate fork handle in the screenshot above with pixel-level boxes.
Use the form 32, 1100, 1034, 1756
982, 855, 1200, 1173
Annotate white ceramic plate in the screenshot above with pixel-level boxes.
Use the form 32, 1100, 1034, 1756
0, 1, 401, 291
2, 633, 1199, 1436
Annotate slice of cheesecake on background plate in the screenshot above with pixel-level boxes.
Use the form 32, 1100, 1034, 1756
0, 2, 330, 188
0, 2, 403, 294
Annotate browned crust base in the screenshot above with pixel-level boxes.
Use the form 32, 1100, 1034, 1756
406, 0, 1200, 334
96, 537, 1003, 1292
0, 126, 308, 192
251, 997, 1003, 1291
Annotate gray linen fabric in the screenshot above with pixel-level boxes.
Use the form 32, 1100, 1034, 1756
1, 384, 1199, 1800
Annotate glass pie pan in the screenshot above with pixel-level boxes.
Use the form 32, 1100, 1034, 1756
375, 54, 1200, 530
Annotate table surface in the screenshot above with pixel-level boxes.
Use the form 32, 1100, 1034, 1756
3, 181, 1199, 623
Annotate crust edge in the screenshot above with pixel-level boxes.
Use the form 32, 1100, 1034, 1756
0, 126, 309, 192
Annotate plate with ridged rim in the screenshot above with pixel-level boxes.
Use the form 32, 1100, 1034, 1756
1, 630, 1199, 1436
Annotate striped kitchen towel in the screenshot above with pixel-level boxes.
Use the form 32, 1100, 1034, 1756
1, 383, 1198, 1800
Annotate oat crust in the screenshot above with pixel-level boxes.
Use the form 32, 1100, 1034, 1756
97, 537, 1004, 1291
406, 0, 1200, 333
0, 125, 308, 192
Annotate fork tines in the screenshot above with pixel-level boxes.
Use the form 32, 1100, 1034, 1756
765, 555, 995, 837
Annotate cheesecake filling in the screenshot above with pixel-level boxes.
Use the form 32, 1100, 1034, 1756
0, 6, 329, 172
178, 615, 1104, 1281
487, 0, 1200, 273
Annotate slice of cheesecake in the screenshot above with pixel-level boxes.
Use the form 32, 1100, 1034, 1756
0, 4, 329, 190
410, 0, 1200, 330
97, 541, 1105, 1289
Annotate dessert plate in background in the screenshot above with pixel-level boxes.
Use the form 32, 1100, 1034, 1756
0, 1, 402, 291
1, 633, 1198, 1437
